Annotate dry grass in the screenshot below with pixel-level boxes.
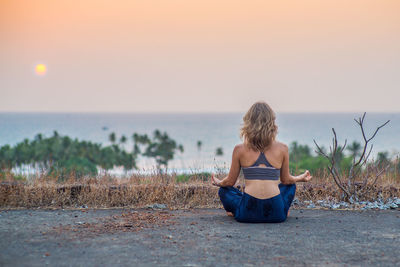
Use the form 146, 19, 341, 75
1, 171, 399, 209
0, 173, 220, 209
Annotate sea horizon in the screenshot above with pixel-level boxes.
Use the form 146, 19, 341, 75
1, 112, 399, 173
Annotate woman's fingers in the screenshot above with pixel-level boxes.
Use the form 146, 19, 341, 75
303, 170, 312, 182
211, 173, 218, 186
211, 174, 222, 187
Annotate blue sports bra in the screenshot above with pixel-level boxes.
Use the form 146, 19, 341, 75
242, 152, 280, 180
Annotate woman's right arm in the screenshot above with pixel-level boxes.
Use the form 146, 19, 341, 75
211, 145, 242, 187
280, 144, 312, 184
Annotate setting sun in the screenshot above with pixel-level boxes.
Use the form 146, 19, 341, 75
35, 64, 47, 76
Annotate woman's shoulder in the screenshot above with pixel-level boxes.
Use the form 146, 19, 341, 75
271, 140, 289, 152
233, 143, 246, 153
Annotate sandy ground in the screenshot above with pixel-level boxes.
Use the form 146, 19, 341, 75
0, 208, 399, 267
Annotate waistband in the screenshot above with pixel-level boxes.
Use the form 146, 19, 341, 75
242, 191, 281, 201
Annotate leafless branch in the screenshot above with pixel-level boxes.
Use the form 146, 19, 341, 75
313, 139, 329, 158
328, 166, 351, 198
371, 165, 390, 186
367, 120, 390, 142
354, 113, 390, 167
314, 112, 390, 201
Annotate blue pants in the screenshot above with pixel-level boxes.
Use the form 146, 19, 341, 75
218, 183, 296, 223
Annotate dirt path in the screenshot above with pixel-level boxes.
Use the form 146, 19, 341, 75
0, 208, 399, 266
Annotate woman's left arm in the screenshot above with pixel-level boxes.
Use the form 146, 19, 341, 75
211, 145, 241, 187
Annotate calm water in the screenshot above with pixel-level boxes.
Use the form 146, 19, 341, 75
0, 112, 399, 172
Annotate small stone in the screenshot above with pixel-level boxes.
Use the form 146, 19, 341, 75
307, 204, 316, 209
378, 204, 389, 210
331, 204, 340, 209
146, 203, 167, 210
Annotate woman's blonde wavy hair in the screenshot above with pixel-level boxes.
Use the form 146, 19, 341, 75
240, 102, 278, 151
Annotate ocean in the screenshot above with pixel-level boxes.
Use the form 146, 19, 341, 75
0, 112, 399, 173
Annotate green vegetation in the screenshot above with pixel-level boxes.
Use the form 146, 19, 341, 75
289, 140, 399, 178
133, 130, 184, 172
0, 130, 184, 180
1, 130, 398, 182
215, 147, 224, 156
289, 141, 333, 174
197, 140, 202, 152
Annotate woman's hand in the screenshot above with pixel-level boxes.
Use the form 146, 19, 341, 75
211, 173, 222, 187
299, 170, 312, 182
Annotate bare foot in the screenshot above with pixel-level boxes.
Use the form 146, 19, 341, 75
287, 210, 291, 217
226, 212, 234, 217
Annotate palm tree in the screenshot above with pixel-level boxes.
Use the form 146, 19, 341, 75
197, 140, 202, 152
120, 135, 127, 144
215, 147, 224, 156
35, 133, 43, 142
290, 141, 311, 163
329, 145, 345, 166
347, 141, 362, 159
178, 144, 184, 153
377, 151, 389, 166
109, 132, 116, 144
0, 145, 14, 171
119, 135, 127, 150
139, 130, 182, 171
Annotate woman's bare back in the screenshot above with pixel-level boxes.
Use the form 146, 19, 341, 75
238, 141, 286, 199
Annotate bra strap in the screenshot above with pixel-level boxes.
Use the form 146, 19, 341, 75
258, 152, 273, 167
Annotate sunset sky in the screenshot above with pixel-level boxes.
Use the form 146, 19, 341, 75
1, 0, 400, 113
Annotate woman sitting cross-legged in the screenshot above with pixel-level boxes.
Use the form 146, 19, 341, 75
211, 101, 312, 223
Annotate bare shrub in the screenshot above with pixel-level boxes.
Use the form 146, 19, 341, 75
314, 112, 390, 201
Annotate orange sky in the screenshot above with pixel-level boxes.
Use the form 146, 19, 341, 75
1, 0, 400, 112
